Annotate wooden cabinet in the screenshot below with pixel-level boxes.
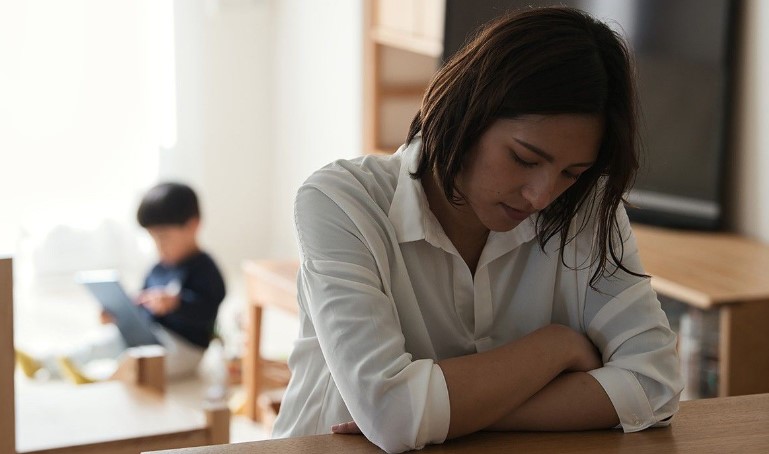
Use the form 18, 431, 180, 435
633, 225, 769, 398
363, 0, 445, 154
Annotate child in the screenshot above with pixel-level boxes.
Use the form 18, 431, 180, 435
16, 182, 226, 382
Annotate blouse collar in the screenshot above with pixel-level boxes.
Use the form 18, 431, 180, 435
387, 138, 537, 265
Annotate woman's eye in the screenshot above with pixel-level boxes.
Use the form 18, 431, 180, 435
562, 170, 581, 181
511, 152, 537, 168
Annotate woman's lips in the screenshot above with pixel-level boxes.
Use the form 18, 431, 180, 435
502, 204, 533, 222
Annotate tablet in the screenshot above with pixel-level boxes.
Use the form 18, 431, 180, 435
75, 270, 160, 348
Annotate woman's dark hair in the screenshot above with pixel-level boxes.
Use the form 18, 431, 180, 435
137, 182, 200, 228
407, 6, 642, 286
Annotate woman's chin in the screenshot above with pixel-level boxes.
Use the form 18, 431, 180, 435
485, 218, 523, 233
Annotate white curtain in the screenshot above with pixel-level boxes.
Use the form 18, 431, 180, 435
0, 0, 175, 267
0, 0, 176, 271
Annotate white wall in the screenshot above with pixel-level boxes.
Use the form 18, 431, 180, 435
166, 0, 362, 270
167, 0, 275, 274
730, 0, 769, 242
269, 0, 363, 258
0, 0, 164, 257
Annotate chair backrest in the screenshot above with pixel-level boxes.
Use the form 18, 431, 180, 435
1, 257, 16, 454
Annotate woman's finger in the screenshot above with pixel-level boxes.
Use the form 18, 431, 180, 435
331, 421, 361, 434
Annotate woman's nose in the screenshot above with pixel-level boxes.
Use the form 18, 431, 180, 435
522, 175, 557, 211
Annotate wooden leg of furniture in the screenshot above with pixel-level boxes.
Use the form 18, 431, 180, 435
719, 300, 769, 396
136, 348, 165, 393
1, 258, 15, 454
111, 345, 166, 394
244, 303, 263, 421
205, 405, 231, 445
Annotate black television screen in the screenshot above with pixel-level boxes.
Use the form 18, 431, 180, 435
443, 0, 739, 230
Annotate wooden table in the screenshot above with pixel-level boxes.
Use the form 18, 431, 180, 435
241, 260, 300, 426
16, 382, 210, 453
147, 393, 769, 453
2, 256, 229, 454
632, 224, 769, 396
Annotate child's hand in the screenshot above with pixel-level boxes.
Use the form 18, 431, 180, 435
99, 310, 115, 325
137, 288, 181, 316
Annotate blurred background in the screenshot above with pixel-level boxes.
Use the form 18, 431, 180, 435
1, 2, 363, 441
1, 0, 362, 375
2, 0, 769, 442
0, 0, 363, 275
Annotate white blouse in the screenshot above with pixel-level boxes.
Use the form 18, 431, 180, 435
272, 138, 683, 453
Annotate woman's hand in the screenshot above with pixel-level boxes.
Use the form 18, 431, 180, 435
331, 421, 362, 435
562, 326, 602, 372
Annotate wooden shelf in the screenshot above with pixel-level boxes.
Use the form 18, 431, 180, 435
371, 27, 443, 58
380, 84, 428, 98
363, 0, 444, 156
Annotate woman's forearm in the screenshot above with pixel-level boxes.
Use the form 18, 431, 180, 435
438, 324, 598, 439
486, 372, 619, 432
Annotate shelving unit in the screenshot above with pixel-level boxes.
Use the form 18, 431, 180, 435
363, 0, 445, 155
633, 224, 769, 398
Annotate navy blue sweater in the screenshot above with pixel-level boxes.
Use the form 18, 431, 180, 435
142, 251, 226, 349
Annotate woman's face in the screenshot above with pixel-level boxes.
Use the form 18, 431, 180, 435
456, 114, 603, 232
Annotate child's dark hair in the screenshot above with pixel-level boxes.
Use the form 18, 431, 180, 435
137, 182, 200, 228
407, 6, 641, 287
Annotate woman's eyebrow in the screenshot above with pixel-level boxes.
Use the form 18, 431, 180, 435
514, 138, 594, 168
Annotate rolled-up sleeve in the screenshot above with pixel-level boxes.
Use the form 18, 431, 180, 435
295, 186, 450, 453
582, 208, 684, 432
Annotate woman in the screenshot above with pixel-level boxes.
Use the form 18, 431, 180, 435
273, 7, 683, 453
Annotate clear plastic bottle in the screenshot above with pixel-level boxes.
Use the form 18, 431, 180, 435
203, 337, 229, 405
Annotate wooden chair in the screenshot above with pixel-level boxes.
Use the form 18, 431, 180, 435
1, 257, 230, 454
241, 260, 299, 430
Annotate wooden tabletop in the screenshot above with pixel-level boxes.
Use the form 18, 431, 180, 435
243, 259, 300, 314
632, 224, 769, 308
17, 381, 207, 452
147, 393, 769, 454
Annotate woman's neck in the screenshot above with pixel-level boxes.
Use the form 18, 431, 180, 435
421, 173, 489, 274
